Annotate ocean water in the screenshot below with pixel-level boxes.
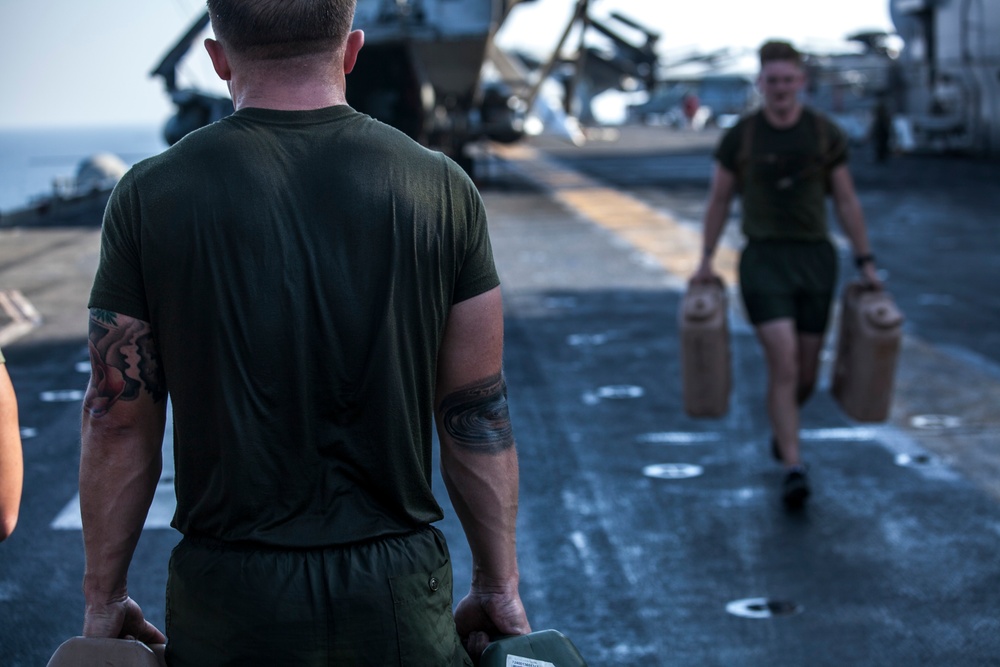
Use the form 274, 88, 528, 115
0, 125, 167, 212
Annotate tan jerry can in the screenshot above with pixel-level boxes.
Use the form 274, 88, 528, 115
831, 280, 905, 422
679, 278, 731, 418
47, 637, 166, 667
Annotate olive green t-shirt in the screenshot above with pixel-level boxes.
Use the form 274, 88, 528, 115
716, 107, 848, 241
89, 105, 500, 547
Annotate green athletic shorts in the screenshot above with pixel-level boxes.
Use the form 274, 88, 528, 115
164, 526, 472, 667
738, 239, 837, 334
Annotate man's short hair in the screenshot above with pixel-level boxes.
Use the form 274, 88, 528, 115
206, 0, 356, 60
759, 40, 802, 68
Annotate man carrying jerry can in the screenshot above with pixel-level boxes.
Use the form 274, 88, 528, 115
692, 40, 884, 509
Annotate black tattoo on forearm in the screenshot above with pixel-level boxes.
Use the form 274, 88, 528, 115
438, 373, 514, 454
84, 309, 166, 417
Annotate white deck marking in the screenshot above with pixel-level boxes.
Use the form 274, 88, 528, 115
638, 432, 722, 444
638, 427, 884, 444
0, 290, 42, 347
40, 390, 84, 403
643, 463, 704, 479
582, 385, 645, 404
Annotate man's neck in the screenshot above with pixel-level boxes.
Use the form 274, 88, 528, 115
228, 59, 348, 112
231, 82, 347, 112
762, 103, 803, 129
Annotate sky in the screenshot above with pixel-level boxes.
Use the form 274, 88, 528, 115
0, 0, 895, 129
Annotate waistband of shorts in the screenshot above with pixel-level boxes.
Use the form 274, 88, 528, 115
181, 525, 438, 554
743, 237, 832, 247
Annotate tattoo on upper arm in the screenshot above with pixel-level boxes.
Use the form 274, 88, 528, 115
84, 309, 166, 417
438, 373, 514, 454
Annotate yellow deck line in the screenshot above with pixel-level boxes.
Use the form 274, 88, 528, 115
493, 143, 738, 286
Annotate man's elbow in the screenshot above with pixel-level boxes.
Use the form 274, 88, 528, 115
834, 197, 862, 221
82, 409, 156, 443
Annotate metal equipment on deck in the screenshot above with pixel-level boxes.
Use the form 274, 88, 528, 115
890, 0, 1000, 157
151, 1, 540, 172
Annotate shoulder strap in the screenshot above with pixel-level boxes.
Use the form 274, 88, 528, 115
735, 111, 760, 190
738, 111, 758, 167
812, 108, 829, 159
810, 108, 834, 191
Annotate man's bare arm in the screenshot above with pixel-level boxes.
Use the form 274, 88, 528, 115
435, 286, 529, 657
80, 309, 167, 643
829, 165, 881, 285
694, 163, 737, 280
0, 362, 22, 541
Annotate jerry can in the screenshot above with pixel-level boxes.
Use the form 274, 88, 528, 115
480, 629, 588, 667
47, 637, 166, 667
831, 280, 904, 422
679, 278, 731, 418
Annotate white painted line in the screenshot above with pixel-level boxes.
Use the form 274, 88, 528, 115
6, 290, 41, 324
40, 390, 85, 403
910, 414, 962, 430
568, 530, 597, 579
638, 428, 881, 444
582, 385, 645, 405
638, 432, 722, 444
799, 427, 883, 441
597, 385, 644, 399
643, 463, 704, 479
75, 361, 91, 374
0, 290, 42, 347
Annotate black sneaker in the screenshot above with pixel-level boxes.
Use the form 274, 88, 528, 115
782, 468, 811, 509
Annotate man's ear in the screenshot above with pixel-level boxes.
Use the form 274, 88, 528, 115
343, 30, 365, 75
204, 38, 232, 81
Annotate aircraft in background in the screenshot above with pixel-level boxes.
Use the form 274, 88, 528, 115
152, 0, 540, 172
151, 0, 666, 171
512, 0, 660, 126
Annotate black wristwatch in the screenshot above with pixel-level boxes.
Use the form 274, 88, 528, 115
854, 254, 876, 268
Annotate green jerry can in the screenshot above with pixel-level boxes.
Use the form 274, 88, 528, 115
480, 629, 588, 667
47, 637, 167, 667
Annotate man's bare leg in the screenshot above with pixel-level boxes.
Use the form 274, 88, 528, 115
755, 318, 802, 466
796, 332, 825, 406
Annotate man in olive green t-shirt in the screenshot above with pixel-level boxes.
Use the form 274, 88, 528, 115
78, 1, 530, 664
693, 40, 882, 509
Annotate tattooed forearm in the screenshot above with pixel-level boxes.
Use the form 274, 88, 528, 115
438, 373, 514, 454
84, 309, 166, 417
